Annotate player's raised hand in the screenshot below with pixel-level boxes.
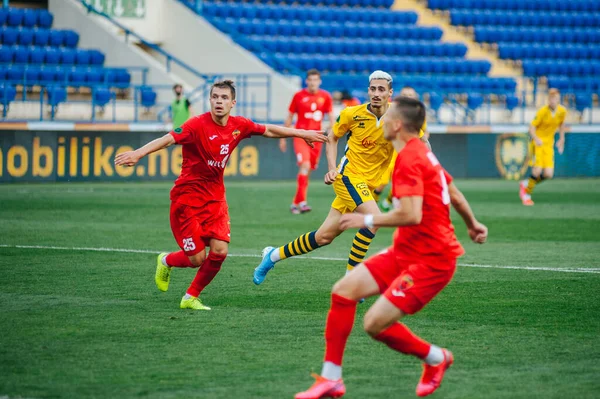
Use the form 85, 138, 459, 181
324, 169, 338, 185
339, 214, 366, 231
556, 138, 565, 154
115, 150, 142, 167
468, 221, 488, 244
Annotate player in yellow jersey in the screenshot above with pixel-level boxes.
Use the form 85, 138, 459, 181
373, 86, 430, 212
253, 71, 395, 284
519, 89, 567, 206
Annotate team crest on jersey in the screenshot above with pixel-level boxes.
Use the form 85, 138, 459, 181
232, 129, 241, 137
398, 274, 414, 291
495, 133, 530, 180
173, 127, 182, 134
353, 115, 369, 121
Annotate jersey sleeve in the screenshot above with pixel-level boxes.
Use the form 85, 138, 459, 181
393, 155, 424, 198
170, 117, 197, 145
288, 93, 299, 114
239, 117, 266, 140
531, 108, 545, 127
443, 168, 453, 185
559, 109, 567, 125
333, 108, 351, 138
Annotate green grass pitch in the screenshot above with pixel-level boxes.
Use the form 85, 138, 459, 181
0, 179, 599, 399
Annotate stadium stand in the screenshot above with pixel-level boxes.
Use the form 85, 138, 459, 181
0, 6, 153, 115
190, 0, 517, 102
430, 0, 600, 98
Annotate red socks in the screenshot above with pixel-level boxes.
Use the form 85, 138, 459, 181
324, 293, 358, 366
374, 322, 431, 359
186, 252, 226, 297
165, 250, 194, 268
294, 173, 309, 205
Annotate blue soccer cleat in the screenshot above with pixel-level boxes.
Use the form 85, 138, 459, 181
253, 246, 276, 285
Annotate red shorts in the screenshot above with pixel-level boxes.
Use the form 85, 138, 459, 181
294, 138, 323, 170
169, 200, 230, 256
364, 248, 457, 315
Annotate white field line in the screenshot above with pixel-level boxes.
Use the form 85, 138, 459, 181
1, 244, 599, 274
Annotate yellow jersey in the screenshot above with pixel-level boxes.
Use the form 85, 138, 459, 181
333, 103, 395, 188
531, 105, 567, 144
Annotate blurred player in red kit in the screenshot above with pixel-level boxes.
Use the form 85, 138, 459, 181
115, 80, 327, 311
295, 97, 488, 399
280, 69, 334, 214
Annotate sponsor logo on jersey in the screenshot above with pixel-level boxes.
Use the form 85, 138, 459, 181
173, 127, 182, 134
353, 115, 370, 121
358, 122, 366, 129
207, 159, 225, 168
361, 138, 377, 148
391, 274, 414, 297
209, 135, 218, 140
495, 133, 530, 180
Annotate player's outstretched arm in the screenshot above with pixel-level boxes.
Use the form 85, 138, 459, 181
324, 133, 340, 185
448, 182, 487, 244
339, 196, 423, 230
263, 125, 326, 148
114, 133, 175, 167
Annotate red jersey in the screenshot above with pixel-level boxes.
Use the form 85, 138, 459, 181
169, 112, 266, 207
391, 138, 464, 261
288, 89, 333, 130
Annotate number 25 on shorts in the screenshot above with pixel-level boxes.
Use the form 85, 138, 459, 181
183, 237, 196, 252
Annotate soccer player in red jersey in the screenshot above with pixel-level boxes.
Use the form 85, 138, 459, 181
295, 97, 488, 399
114, 80, 326, 311
280, 69, 334, 214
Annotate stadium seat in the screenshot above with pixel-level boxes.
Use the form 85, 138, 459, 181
39, 68, 56, 85
46, 86, 67, 107
68, 69, 87, 87
93, 86, 112, 107
24, 67, 40, 85
60, 48, 77, 65
76, 49, 91, 65
85, 70, 103, 85
62, 30, 79, 48
88, 49, 105, 66
29, 47, 45, 64
2, 27, 19, 46
505, 95, 520, 111
0, 46, 14, 63
13, 46, 29, 64
44, 48, 61, 64
37, 10, 54, 29
34, 29, 50, 46
575, 94, 592, 112
48, 30, 64, 47
7, 8, 24, 27
140, 87, 157, 108
22, 9, 38, 28
0, 8, 7, 26
6, 65, 24, 82
18, 28, 35, 46
0, 84, 17, 115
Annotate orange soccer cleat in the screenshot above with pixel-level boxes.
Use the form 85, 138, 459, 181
519, 181, 534, 206
416, 349, 454, 397
295, 373, 346, 399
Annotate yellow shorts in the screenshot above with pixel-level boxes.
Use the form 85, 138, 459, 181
331, 175, 375, 214
530, 142, 554, 169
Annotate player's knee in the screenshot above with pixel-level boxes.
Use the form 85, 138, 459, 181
331, 275, 359, 299
299, 162, 311, 174
189, 252, 206, 268
211, 247, 228, 257
363, 311, 385, 337
542, 170, 554, 179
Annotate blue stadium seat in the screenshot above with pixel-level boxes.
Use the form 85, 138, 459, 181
429, 93, 444, 111
7, 65, 24, 82
24, 67, 40, 85
85, 70, 103, 85
13, 46, 29, 64
7, 8, 24, 27
68, 70, 87, 87
2, 27, 19, 46
29, 47, 45, 64
140, 87, 157, 108
60, 48, 76, 65
18, 28, 34, 46
0, 8, 7, 26
93, 86, 112, 107
575, 94, 592, 112
89, 50, 105, 66
39, 68, 56, 85
76, 49, 91, 65
44, 48, 61, 64
54, 68, 67, 85
47, 86, 67, 107
62, 30, 79, 48
0, 84, 17, 112
34, 29, 50, 46
38, 10, 53, 29
0, 46, 14, 63
48, 30, 64, 47
467, 93, 484, 110
22, 9, 38, 28
505, 95, 519, 111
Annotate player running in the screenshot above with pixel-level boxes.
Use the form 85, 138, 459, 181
294, 97, 488, 399
373, 86, 430, 211
281, 69, 335, 214
114, 80, 327, 311
519, 88, 567, 206
253, 71, 395, 285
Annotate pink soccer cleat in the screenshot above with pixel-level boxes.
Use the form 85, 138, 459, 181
416, 349, 454, 397
295, 373, 346, 399
299, 203, 312, 213
519, 181, 534, 206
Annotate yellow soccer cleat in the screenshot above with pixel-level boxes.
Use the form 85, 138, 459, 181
155, 252, 171, 292
180, 296, 211, 311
